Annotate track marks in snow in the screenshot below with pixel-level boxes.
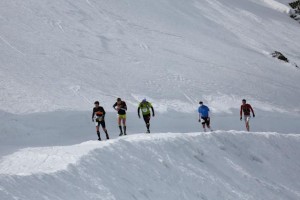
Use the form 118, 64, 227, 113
0, 35, 25, 56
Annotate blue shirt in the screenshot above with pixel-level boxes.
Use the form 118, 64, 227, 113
198, 105, 210, 117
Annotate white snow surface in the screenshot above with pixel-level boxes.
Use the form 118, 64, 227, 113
256, 0, 292, 13
1, 0, 300, 199
0, 0, 300, 114
1, 131, 300, 200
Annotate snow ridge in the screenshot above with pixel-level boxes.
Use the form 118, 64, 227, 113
1, 131, 300, 200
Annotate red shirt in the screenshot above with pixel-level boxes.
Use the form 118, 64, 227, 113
240, 104, 254, 116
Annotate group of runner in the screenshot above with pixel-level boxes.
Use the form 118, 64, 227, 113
92, 98, 255, 141
198, 99, 255, 132
92, 98, 155, 141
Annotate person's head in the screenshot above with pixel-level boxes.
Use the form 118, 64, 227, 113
94, 101, 99, 107
142, 98, 147, 103
199, 101, 203, 105
117, 98, 122, 104
242, 99, 246, 104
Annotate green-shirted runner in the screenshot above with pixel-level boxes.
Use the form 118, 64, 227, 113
138, 99, 155, 133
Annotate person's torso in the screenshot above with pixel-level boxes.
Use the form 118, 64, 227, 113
242, 104, 251, 115
93, 107, 105, 117
139, 102, 152, 115
199, 105, 209, 117
116, 101, 127, 114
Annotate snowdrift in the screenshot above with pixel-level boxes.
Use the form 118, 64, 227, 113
1, 131, 300, 200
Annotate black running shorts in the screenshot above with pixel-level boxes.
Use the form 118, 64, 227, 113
143, 114, 151, 124
201, 117, 210, 126
97, 120, 106, 128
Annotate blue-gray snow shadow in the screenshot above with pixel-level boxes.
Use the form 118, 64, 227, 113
0, 110, 299, 157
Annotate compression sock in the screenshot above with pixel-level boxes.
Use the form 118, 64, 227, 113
105, 130, 109, 139
119, 126, 123, 136
123, 126, 127, 135
97, 131, 101, 140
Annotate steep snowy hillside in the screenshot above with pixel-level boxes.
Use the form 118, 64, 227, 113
1, 0, 300, 114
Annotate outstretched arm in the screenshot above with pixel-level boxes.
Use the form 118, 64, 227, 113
137, 107, 141, 118
102, 107, 106, 118
250, 105, 255, 117
92, 109, 95, 121
240, 105, 243, 116
240, 106, 243, 120
151, 106, 155, 117
113, 102, 117, 110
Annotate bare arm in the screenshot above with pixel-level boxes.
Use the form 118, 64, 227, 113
249, 105, 255, 116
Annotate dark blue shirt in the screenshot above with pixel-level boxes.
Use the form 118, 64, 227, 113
198, 105, 210, 117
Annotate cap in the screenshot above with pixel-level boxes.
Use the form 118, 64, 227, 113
142, 98, 147, 102
199, 101, 203, 105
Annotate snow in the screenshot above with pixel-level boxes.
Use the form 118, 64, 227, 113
256, 0, 292, 13
1, 0, 300, 114
1, 131, 300, 199
1, 0, 300, 199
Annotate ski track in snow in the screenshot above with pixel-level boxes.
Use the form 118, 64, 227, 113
0, 35, 25, 56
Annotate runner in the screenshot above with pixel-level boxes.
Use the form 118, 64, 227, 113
198, 101, 213, 132
138, 99, 155, 133
92, 101, 110, 141
240, 99, 255, 131
113, 98, 127, 136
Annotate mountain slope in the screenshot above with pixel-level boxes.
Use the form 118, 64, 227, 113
1, 1, 300, 199
1, 0, 300, 114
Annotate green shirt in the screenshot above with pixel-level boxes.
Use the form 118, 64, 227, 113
138, 102, 152, 115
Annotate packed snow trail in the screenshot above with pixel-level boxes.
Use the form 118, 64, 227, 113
1, 131, 300, 200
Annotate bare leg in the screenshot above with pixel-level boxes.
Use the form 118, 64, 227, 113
202, 124, 206, 132
118, 117, 122, 126
122, 118, 127, 135
245, 117, 250, 131
246, 121, 250, 131
118, 117, 123, 136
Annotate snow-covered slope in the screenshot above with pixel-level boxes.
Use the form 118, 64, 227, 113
1, 131, 300, 200
1, 0, 300, 114
1, 0, 300, 199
